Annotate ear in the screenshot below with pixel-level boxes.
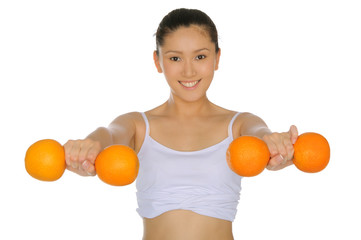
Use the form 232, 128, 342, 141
215, 48, 221, 71
153, 51, 163, 73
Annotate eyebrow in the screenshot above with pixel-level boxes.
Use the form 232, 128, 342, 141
164, 48, 210, 54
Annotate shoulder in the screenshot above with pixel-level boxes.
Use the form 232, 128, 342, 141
109, 112, 146, 132
211, 104, 253, 122
234, 112, 262, 122
109, 111, 142, 126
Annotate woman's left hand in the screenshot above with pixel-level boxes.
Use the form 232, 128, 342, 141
263, 125, 298, 171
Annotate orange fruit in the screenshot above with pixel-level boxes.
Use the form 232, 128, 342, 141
293, 132, 330, 173
227, 136, 270, 177
25, 139, 66, 181
95, 145, 139, 186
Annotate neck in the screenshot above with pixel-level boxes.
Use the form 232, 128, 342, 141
165, 93, 213, 118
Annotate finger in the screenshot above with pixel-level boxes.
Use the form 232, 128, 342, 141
277, 142, 287, 162
82, 160, 96, 176
64, 141, 73, 167
87, 148, 99, 165
78, 143, 89, 163
86, 142, 101, 164
263, 137, 278, 157
69, 141, 81, 169
268, 158, 293, 171
267, 154, 284, 170
289, 125, 299, 144
282, 137, 294, 161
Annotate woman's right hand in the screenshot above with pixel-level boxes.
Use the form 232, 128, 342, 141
64, 139, 102, 176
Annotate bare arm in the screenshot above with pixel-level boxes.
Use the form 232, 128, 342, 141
238, 112, 272, 138
64, 112, 137, 176
238, 113, 298, 171
86, 112, 137, 149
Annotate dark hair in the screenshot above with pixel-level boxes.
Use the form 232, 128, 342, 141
155, 8, 219, 54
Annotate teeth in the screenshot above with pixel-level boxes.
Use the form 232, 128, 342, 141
180, 80, 200, 88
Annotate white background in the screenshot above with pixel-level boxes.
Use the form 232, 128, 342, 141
1, 0, 360, 239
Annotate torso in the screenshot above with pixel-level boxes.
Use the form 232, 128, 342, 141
133, 103, 242, 153
142, 210, 234, 240
130, 102, 243, 240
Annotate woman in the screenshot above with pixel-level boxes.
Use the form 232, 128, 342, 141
64, 8, 298, 240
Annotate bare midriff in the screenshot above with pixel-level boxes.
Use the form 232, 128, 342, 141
142, 210, 234, 240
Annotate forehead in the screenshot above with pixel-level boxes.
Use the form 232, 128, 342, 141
160, 25, 214, 52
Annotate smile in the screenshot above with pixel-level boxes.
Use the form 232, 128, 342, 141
179, 79, 201, 88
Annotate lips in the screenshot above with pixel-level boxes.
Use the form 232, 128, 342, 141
178, 79, 201, 88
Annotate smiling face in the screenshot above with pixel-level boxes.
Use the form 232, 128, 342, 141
154, 25, 221, 103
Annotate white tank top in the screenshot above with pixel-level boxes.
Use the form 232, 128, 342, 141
136, 112, 243, 222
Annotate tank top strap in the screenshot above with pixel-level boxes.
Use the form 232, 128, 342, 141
141, 112, 240, 139
140, 112, 150, 136
228, 112, 242, 140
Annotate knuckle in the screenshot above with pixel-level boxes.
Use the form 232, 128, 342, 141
91, 142, 102, 153
267, 133, 276, 140
263, 134, 271, 141
271, 132, 280, 138
70, 155, 78, 163
266, 162, 276, 170
270, 149, 278, 156
83, 138, 92, 145
267, 133, 282, 143
93, 141, 101, 149
64, 140, 75, 150
286, 144, 294, 152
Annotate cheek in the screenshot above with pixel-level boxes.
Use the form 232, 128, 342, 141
161, 63, 179, 86
199, 62, 216, 77
162, 62, 181, 78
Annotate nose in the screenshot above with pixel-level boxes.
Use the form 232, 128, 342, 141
182, 59, 196, 78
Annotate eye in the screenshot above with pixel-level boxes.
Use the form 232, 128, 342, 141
195, 55, 206, 60
170, 57, 181, 61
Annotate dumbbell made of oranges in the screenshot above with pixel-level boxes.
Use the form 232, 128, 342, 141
227, 132, 330, 177
26, 132, 329, 184
25, 139, 139, 186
